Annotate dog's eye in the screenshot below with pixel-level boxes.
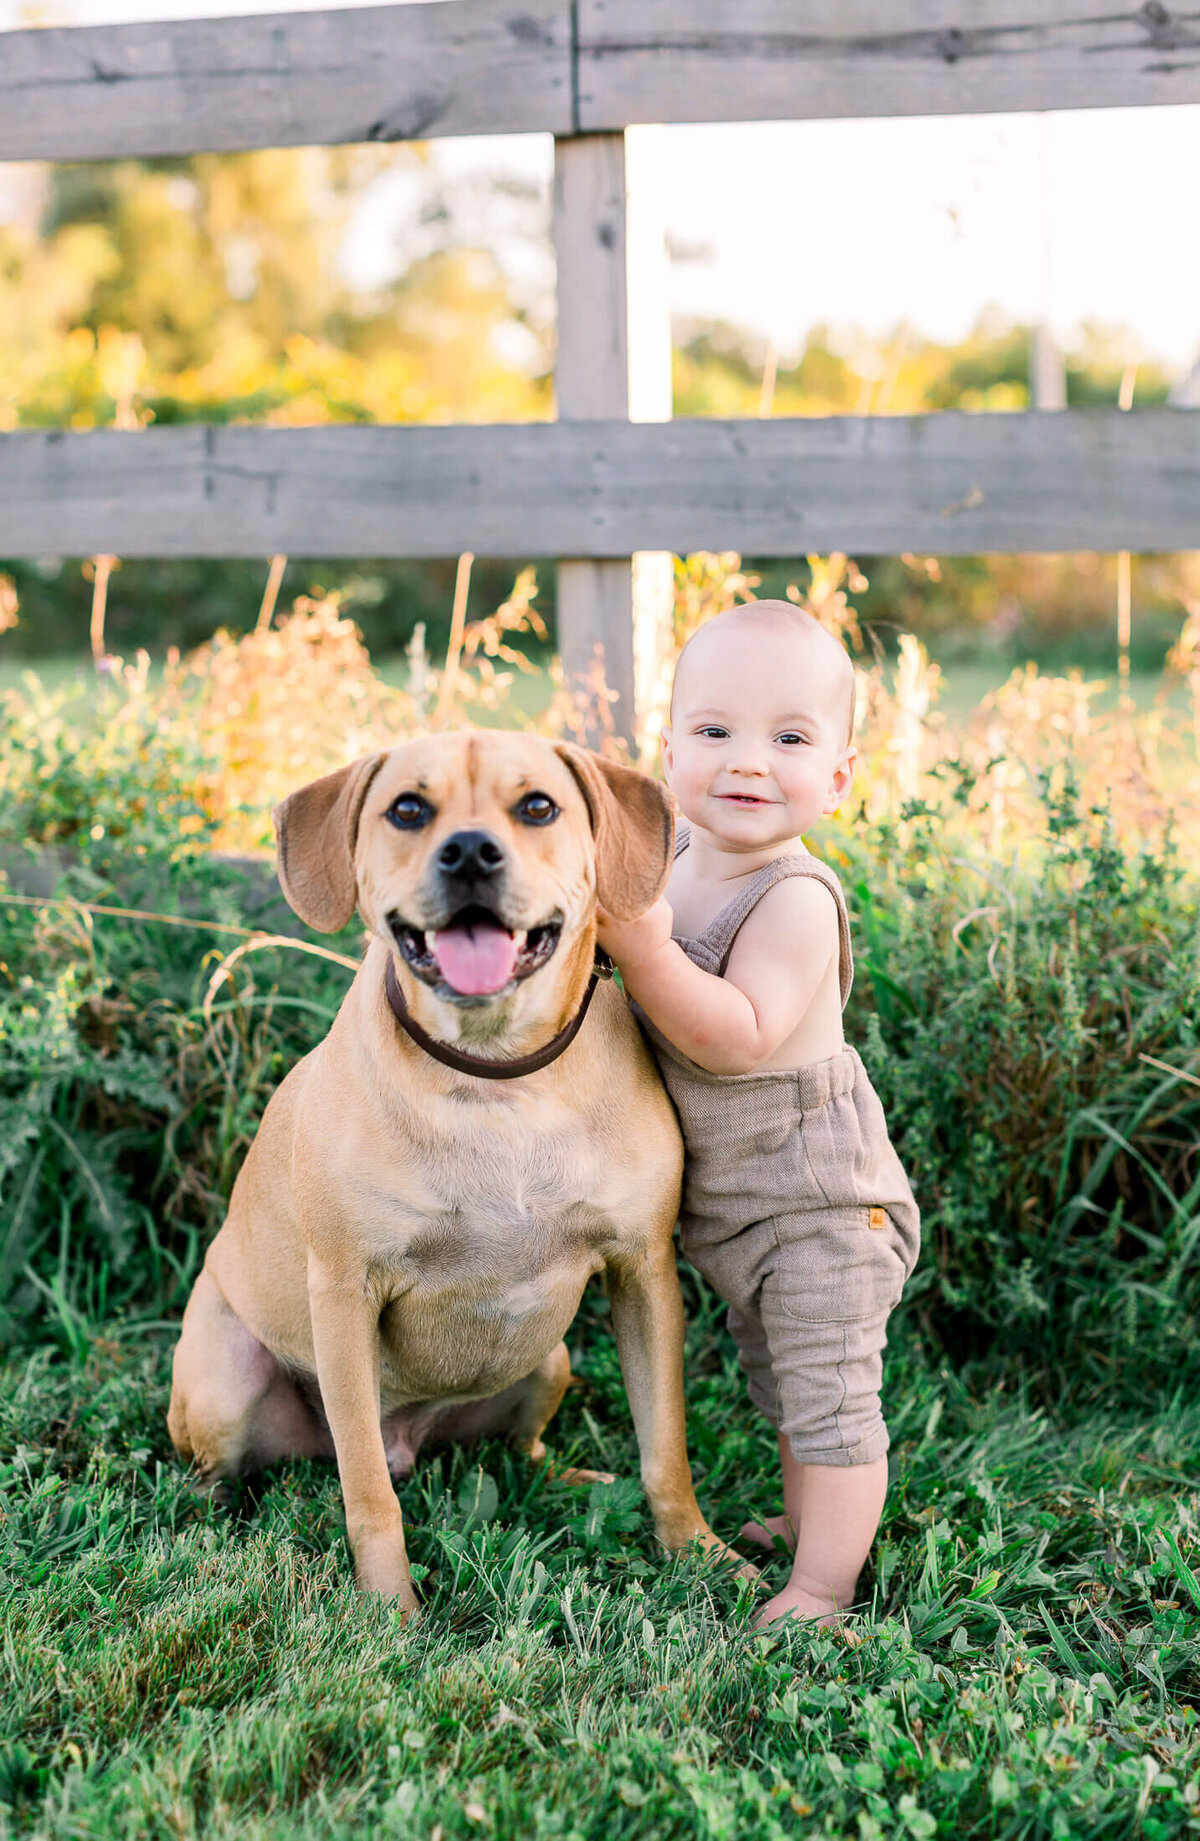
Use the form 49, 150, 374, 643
515, 791, 559, 827
387, 792, 432, 830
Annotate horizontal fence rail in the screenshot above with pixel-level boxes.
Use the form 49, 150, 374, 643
4, 0, 1200, 161
3, 412, 1198, 557
0, 0, 572, 162
577, 2, 1200, 129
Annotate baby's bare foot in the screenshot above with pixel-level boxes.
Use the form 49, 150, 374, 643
738, 1513, 797, 1554
752, 1581, 845, 1631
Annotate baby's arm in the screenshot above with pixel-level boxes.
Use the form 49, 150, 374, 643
598, 878, 838, 1076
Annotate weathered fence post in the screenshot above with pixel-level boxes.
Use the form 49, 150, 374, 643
554, 133, 635, 741
625, 125, 676, 768
553, 129, 672, 748
1030, 117, 1066, 411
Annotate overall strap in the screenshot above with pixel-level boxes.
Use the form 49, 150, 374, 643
674, 825, 853, 1008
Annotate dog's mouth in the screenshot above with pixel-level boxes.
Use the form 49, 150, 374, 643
391, 905, 563, 1002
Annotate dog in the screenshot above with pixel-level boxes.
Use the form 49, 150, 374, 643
168, 732, 741, 1613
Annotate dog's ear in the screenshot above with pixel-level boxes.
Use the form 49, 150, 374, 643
273, 752, 387, 933
555, 744, 675, 920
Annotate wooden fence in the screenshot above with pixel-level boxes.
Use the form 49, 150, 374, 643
2, 0, 1200, 728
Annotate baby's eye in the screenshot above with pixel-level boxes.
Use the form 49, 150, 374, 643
776, 732, 807, 746
696, 726, 729, 740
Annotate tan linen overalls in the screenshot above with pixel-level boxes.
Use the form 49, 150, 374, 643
636, 828, 920, 1467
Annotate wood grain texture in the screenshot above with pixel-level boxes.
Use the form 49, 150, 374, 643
0, 0, 571, 161
6, 0, 1200, 162
577, 0, 1200, 127
553, 135, 629, 422
2, 413, 1197, 558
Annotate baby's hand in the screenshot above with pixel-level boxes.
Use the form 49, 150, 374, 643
596, 895, 674, 971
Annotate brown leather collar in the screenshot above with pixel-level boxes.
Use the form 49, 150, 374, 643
384, 951, 613, 1080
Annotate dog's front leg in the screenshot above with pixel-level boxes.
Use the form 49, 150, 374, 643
307, 1254, 418, 1613
607, 1246, 747, 1572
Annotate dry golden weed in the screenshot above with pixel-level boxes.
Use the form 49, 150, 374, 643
159, 567, 628, 850
161, 589, 405, 851
0, 573, 18, 635
116, 552, 1200, 869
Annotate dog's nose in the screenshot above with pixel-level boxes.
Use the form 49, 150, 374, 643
437, 830, 505, 881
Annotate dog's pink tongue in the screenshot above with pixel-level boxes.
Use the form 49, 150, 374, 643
433, 918, 518, 995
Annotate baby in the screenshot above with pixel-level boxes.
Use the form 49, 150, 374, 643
597, 600, 919, 1627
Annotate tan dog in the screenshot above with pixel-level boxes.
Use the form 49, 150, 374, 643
168, 732, 738, 1613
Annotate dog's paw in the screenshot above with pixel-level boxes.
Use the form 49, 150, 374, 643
543, 1461, 618, 1488
352, 1530, 422, 1613
703, 1536, 762, 1586
358, 1569, 423, 1620
654, 1519, 760, 1583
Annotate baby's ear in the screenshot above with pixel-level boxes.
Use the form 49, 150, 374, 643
273, 751, 387, 932
822, 746, 858, 816
555, 744, 675, 920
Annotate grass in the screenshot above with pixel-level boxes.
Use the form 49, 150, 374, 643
2, 1288, 1200, 1839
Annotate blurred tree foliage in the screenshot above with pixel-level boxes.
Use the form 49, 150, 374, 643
0, 151, 1192, 666
3, 149, 552, 427
674, 311, 1174, 419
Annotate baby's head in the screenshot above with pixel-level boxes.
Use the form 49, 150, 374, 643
663, 600, 858, 850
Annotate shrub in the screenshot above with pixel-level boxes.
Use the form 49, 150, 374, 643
0, 654, 212, 866
0, 844, 354, 1353
838, 770, 1200, 1388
